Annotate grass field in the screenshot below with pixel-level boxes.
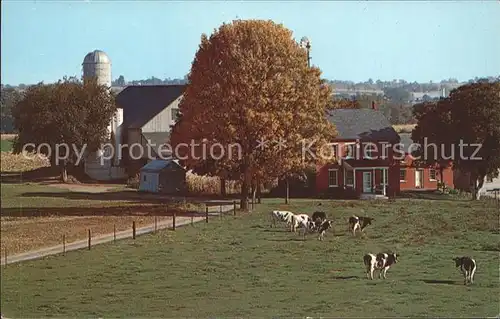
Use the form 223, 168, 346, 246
1, 196, 498, 317
0, 182, 203, 254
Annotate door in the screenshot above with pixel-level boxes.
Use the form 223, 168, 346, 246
362, 172, 372, 193
415, 169, 423, 188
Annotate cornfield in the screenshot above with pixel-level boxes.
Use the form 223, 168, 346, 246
0, 151, 50, 172
186, 172, 242, 195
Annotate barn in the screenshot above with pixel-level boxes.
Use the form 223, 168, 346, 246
139, 159, 186, 194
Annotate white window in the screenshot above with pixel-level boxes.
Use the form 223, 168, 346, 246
345, 170, 354, 186
400, 169, 406, 182
429, 169, 437, 181
363, 143, 377, 159
343, 143, 356, 159
384, 169, 388, 183
328, 169, 338, 187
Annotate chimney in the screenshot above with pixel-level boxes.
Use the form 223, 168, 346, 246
371, 101, 376, 110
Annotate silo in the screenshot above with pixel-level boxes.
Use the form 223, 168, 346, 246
82, 50, 123, 166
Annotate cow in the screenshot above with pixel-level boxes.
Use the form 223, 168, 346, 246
349, 215, 374, 236
363, 252, 398, 280
269, 210, 294, 229
291, 213, 311, 232
453, 256, 477, 285
317, 220, 334, 241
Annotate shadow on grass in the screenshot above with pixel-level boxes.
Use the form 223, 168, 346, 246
332, 275, 359, 280
397, 190, 469, 202
422, 279, 456, 285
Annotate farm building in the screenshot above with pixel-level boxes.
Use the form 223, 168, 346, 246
139, 159, 186, 194
398, 133, 454, 190
315, 104, 401, 198
115, 85, 186, 175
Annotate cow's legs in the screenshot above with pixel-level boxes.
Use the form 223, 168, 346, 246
470, 266, 476, 284
382, 267, 389, 279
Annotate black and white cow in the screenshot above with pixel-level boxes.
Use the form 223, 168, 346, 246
453, 256, 477, 285
363, 252, 398, 280
317, 220, 334, 241
270, 210, 295, 230
311, 211, 327, 231
349, 215, 374, 236
291, 213, 313, 235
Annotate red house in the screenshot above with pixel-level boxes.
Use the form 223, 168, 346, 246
397, 133, 454, 190
316, 107, 401, 198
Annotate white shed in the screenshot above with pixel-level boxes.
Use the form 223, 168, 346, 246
138, 159, 186, 193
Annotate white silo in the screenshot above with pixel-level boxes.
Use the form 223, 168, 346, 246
82, 49, 124, 167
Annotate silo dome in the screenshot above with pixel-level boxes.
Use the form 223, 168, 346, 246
83, 50, 111, 64
82, 49, 112, 87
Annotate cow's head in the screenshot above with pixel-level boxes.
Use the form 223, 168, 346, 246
453, 257, 463, 267
390, 253, 398, 263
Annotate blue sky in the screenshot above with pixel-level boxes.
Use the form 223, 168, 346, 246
1, 0, 499, 85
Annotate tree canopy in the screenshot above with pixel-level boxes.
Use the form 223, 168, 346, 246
12, 78, 117, 181
411, 81, 500, 199
170, 19, 337, 209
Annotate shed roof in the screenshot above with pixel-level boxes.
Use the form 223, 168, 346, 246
327, 109, 400, 142
115, 85, 186, 129
140, 159, 184, 172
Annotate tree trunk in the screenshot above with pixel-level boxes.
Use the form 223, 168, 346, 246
60, 160, 68, 183
220, 178, 227, 197
252, 182, 257, 207
439, 166, 445, 192
257, 178, 262, 204
285, 177, 289, 204
240, 173, 250, 211
472, 175, 485, 200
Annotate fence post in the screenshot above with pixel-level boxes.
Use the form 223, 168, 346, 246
155, 217, 158, 232
206, 206, 209, 223
191, 214, 194, 226
63, 234, 66, 256
114, 224, 116, 242
133, 221, 136, 239
88, 229, 91, 250
233, 200, 236, 216
4, 249, 7, 266
173, 211, 176, 231
220, 205, 223, 219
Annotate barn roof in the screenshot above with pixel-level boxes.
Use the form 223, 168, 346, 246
115, 85, 186, 129
140, 159, 184, 173
327, 109, 400, 142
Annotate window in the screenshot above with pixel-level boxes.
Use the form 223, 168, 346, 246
363, 142, 377, 159
143, 175, 147, 182
171, 108, 180, 121
331, 143, 339, 159
343, 143, 356, 159
345, 170, 354, 186
328, 169, 338, 187
429, 169, 437, 181
384, 169, 388, 183
400, 169, 406, 182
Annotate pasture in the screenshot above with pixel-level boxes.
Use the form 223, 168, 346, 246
1, 196, 498, 317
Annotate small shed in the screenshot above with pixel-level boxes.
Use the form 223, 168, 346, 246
138, 159, 186, 194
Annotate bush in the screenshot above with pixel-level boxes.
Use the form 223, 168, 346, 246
127, 174, 140, 189
316, 186, 360, 199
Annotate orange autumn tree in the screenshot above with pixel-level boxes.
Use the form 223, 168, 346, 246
170, 19, 337, 209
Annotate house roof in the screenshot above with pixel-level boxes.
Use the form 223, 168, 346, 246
327, 109, 400, 142
116, 85, 186, 129
140, 159, 184, 172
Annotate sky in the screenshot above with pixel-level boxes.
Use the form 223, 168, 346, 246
1, 0, 499, 85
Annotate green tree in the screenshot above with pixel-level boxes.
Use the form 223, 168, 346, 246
12, 78, 117, 182
170, 19, 337, 209
0, 87, 23, 133
412, 82, 500, 199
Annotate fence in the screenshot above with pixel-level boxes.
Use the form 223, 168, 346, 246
2, 199, 259, 266
485, 188, 500, 209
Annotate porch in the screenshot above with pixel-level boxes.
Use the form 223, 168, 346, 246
344, 163, 389, 198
